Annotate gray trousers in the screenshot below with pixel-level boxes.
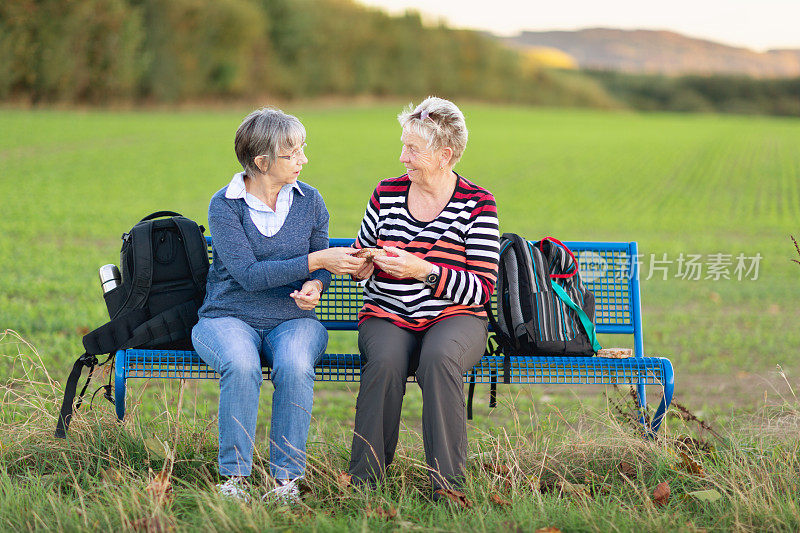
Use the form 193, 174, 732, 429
348, 315, 488, 490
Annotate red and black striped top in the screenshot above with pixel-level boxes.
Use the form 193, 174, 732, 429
355, 174, 500, 330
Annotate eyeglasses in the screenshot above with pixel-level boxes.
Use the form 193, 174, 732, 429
276, 143, 307, 161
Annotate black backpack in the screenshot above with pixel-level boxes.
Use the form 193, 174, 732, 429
467, 234, 601, 419
55, 211, 209, 437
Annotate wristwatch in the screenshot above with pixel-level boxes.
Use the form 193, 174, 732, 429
424, 265, 440, 288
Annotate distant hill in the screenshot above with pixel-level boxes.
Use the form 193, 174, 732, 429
501, 28, 800, 78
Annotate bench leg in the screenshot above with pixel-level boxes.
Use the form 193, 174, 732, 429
114, 349, 126, 421
650, 359, 675, 433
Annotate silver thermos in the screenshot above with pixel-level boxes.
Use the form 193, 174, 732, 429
99, 264, 121, 293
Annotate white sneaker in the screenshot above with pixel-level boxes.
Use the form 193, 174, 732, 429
217, 476, 250, 503
262, 478, 301, 504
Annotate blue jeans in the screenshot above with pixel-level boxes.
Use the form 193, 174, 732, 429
191, 316, 328, 479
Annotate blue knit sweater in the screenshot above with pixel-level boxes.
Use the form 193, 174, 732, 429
197, 181, 332, 330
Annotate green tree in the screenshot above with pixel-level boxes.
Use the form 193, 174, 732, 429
136, 0, 267, 101
0, 0, 144, 103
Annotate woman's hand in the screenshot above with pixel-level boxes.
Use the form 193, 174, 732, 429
291, 280, 323, 310
372, 246, 431, 281
351, 260, 375, 281
309, 247, 366, 275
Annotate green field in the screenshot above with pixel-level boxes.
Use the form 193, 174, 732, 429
1, 104, 800, 531
2, 104, 799, 408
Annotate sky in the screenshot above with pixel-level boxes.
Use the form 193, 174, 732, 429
356, 0, 800, 52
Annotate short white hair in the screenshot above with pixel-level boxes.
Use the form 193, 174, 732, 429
235, 107, 306, 176
398, 96, 468, 165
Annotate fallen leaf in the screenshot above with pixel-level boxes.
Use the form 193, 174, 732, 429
434, 488, 472, 509
144, 438, 167, 460
535, 527, 562, 533
488, 462, 511, 476
686, 489, 722, 503
296, 477, 312, 495
365, 504, 397, 519
76, 326, 90, 336
145, 470, 173, 504
494, 463, 511, 476
336, 472, 352, 489
679, 451, 705, 477
675, 435, 714, 456
100, 467, 124, 484
652, 482, 670, 507
490, 494, 512, 506
618, 461, 636, 478
583, 470, 599, 484
560, 481, 591, 500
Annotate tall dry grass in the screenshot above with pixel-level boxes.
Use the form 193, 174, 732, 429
1, 329, 800, 532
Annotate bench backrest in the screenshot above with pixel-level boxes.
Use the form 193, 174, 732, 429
205, 237, 645, 357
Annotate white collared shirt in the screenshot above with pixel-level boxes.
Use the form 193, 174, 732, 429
225, 172, 304, 237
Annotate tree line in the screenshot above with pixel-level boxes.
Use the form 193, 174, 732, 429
0, 0, 612, 107
2, 0, 798, 116
584, 70, 800, 117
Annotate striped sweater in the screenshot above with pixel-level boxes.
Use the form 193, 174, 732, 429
356, 174, 500, 330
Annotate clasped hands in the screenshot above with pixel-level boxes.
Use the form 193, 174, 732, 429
351, 246, 432, 282
296, 246, 433, 310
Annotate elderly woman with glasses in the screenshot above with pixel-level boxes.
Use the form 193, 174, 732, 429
192, 108, 366, 502
347, 97, 500, 498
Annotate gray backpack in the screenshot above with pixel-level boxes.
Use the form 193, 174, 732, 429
490, 233, 600, 361
468, 234, 601, 419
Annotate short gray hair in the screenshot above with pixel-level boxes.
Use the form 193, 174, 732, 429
235, 108, 306, 175
398, 96, 468, 165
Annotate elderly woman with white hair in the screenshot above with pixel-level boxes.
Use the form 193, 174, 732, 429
192, 108, 366, 502
347, 97, 500, 497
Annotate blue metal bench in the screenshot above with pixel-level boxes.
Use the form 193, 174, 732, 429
115, 237, 674, 433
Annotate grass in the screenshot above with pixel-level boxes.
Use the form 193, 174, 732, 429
3, 329, 800, 532
1, 104, 800, 530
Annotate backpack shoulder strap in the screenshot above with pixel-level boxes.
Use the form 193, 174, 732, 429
500, 233, 535, 382
54, 352, 98, 438
125, 220, 155, 312
492, 235, 516, 350
172, 216, 209, 292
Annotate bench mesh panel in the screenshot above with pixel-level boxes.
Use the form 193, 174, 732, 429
573, 248, 633, 327
318, 274, 363, 323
